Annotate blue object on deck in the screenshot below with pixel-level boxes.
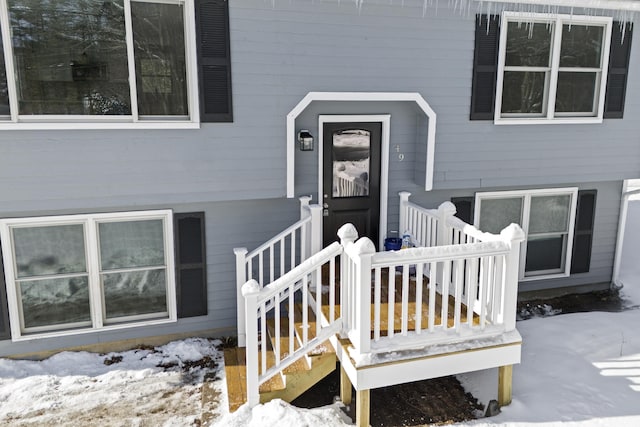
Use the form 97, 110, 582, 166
384, 237, 402, 251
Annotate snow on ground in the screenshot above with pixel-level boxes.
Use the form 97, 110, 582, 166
0, 337, 222, 426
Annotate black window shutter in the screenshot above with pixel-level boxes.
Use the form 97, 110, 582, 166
451, 197, 475, 224
195, 0, 233, 122
604, 22, 633, 119
470, 14, 500, 120
174, 212, 208, 318
0, 244, 11, 340
571, 190, 597, 274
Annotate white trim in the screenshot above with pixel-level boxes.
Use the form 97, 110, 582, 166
0, 209, 177, 341
474, 187, 578, 281
286, 92, 437, 198
481, 0, 640, 12
494, 12, 612, 125
318, 115, 390, 249
612, 185, 640, 285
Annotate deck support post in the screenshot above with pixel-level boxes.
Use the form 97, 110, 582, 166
399, 191, 411, 234
356, 389, 370, 427
340, 364, 352, 405
309, 204, 323, 255
498, 365, 513, 406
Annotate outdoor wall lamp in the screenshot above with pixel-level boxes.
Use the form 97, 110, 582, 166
297, 130, 314, 151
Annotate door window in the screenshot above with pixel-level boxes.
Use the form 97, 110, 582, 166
332, 129, 370, 198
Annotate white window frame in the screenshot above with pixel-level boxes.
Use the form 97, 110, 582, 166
495, 12, 612, 125
0, 210, 177, 341
0, 0, 200, 130
474, 187, 578, 281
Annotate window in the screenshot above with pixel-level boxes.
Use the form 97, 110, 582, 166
0, 0, 204, 128
0, 210, 176, 340
471, 14, 633, 122
495, 13, 612, 123
474, 188, 578, 280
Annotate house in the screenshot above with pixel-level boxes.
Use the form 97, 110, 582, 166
0, 0, 637, 423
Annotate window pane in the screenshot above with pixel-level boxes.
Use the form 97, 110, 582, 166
9, 0, 131, 115
13, 225, 86, 278
131, 2, 188, 116
332, 129, 370, 198
479, 197, 523, 234
102, 270, 167, 320
525, 235, 565, 273
20, 276, 91, 329
529, 195, 571, 234
505, 22, 552, 67
99, 220, 165, 270
555, 72, 597, 113
502, 71, 546, 114
0, 28, 9, 116
560, 25, 604, 68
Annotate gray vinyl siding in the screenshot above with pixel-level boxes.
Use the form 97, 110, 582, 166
0, 1, 636, 355
0, 2, 638, 211
0, 197, 299, 357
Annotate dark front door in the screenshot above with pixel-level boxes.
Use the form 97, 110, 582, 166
323, 121, 381, 247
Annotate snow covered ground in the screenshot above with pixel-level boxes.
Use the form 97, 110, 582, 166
2, 205, 640, 426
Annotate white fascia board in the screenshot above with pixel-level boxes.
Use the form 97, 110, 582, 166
482, 0, 640, 12
286, 92, 437, 197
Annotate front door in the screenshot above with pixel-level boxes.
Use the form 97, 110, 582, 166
323, 122, 381, 247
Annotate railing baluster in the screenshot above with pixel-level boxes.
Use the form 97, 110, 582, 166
329, 257, 335, 322
289, 284, 294, 356
454, 259, 463, 334
388, 266, 395, 338
259, 252, 264, 286
401, 264, 410, 335
301, 223, 307, 261
467, 257, 479, 327
374, 267, 382, 341
316, 266, 322, 337
279, 237, 285, 278
415, 263, 423, 334
493, 255, 505, 324
269, 244, 275, 283
275, 294, 280, 366
480, 256, 489, 330
302, 273, 308, 345
248, 258, 254, 281
428, 261, 437, 332
441, 260, 450, 329
260, 302, 267, 375
290, 229, 296, 274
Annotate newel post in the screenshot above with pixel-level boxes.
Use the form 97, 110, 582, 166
351, 237, 375, 355
242, 279, 261, 407
234, 247, 249, 347
309, 204, 323, 255
399, 191, 411, 234
501, 224, 525, 332
437, 201, 457, 246
337, 224, 358, 335
299, 195, 312, 219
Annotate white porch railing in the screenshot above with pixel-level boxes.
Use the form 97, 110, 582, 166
241, 242, 343, 406
341, 224, 524, 357
239, 196, 524, 407
234, 196, 322, 346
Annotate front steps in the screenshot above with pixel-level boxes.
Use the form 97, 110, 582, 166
221, 302, 337, 412
222, 343, 337, 411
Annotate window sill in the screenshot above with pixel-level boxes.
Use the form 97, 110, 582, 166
519, 272, 570, 282
10, 317, 177, 342
0, 120, 201, 131
494, 117, 604, 125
